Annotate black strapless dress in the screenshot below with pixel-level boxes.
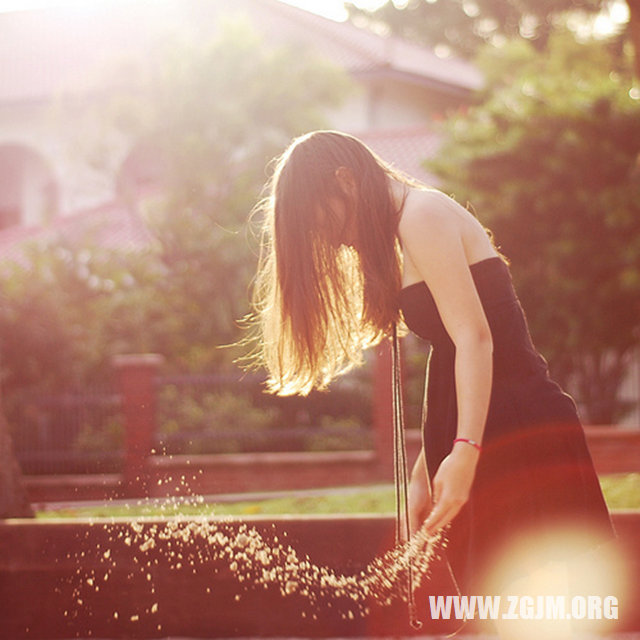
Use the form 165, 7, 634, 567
400, 256, 615, 594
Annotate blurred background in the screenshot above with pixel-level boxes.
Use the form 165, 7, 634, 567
0, 0, 638, 517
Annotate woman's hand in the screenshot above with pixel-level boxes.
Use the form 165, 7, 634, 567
423, 444, 479, 535
408, 452, 432, 537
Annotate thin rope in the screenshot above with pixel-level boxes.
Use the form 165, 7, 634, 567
391, 324, 422, 630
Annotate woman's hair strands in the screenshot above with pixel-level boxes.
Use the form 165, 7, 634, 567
241, 130, 419, 396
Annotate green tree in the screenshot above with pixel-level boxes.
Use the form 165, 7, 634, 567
347, 0, 640, 76
2, 22, 349, 384
0, 20, 349, 514
0, 235, 155, 395
0, 239, 114, 517
427, 31, 640, 423
84, 19, 349, 371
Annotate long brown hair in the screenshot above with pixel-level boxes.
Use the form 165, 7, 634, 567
244, 130, 415, 395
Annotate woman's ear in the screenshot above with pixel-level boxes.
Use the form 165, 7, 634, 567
335, 166, 357, 198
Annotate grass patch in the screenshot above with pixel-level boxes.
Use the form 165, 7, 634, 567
35, 486, 396, 520
35, 474, 640, 519
599, 472, 640, 509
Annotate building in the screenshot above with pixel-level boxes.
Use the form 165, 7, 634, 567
0, 0, 481, 248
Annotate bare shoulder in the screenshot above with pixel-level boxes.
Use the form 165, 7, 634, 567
397, 188, 494, 341
398, 188, 496, 270
398, 188, 464, 248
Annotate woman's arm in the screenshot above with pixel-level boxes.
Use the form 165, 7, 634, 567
409, 448, 431, 536
399, 191, 493, 535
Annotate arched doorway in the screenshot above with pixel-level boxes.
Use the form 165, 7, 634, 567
0, 144, 59, 230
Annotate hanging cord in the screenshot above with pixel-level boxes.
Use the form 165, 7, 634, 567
391, 324, 423, 630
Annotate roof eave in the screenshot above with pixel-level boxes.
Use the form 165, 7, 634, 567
351, 66, 483, 100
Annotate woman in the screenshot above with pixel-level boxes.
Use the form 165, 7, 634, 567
247, 130, 616, 636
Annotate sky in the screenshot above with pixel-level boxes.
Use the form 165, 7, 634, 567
0, 0, 629, 36
0, 0, 387, 20
279, 0, 386, 21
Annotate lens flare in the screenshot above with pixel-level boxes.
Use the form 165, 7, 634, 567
481, 524, 628, 639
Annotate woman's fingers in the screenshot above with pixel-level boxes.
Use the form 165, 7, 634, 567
408, 452, 433, 537
410, 498, 432, 536
424, 496, 464, 535
425, 507, 454, 535
423, 450, 476, 535
409, 501, 423, 532
432, 474, 442, 497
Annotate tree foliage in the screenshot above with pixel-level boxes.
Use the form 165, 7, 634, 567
347, 0, 607, 58
1, 20, 349, 391
104, 20, 349, 371
346, 0, 640, 81
427, 31, 640, 423
0, 235, 156, 394
0, 21, 350, 510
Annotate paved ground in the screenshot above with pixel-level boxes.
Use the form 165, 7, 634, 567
142, 635, 640, 640
74, 631, 640, 640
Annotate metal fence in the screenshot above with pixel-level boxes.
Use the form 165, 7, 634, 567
9, 386, 123, 475
154, 371, 374, 456
8, 368, 375, 475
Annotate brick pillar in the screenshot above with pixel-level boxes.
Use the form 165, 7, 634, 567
373, 340, 394, 477
112, 354, 164, 497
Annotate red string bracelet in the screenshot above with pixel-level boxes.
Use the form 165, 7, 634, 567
453, 437, 482, 452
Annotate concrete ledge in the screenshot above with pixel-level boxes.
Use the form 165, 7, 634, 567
0, 512, 638, 638
149, 449, 383, 497
24, 473, 122, 502
585, 427, 640, 474
24, 450, 388, 503
22, 427, 640, 503
0, 515, 458, 638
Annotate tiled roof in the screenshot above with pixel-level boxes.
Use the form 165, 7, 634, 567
0, 200, 155, 266
357, 126, 441, 185
239, 1, 482, 92
0, 0, 482, 104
